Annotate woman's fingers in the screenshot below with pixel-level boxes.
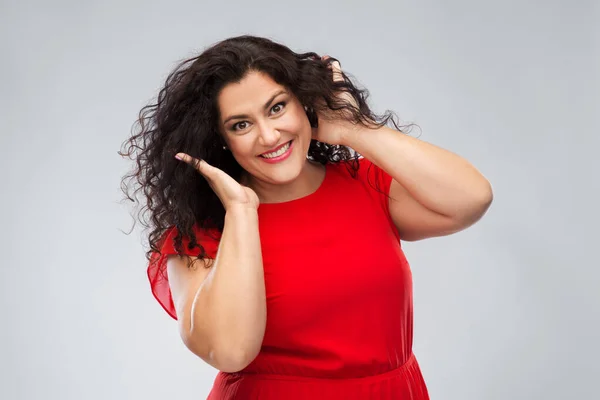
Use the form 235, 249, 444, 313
175, 152, 194, 165
175, 153, 224, 189
321, 55, 343, 82
330, 61, 343, 82
175, 152, 211, 176
174, 152, 259, 210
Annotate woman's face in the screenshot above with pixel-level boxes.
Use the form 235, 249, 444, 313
217, 70, 312, 186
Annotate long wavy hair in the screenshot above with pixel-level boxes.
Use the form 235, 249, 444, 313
119, 35, 414, 265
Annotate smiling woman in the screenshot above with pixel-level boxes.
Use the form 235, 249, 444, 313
119, 34, 491, 400
216, 72, 321, 199
119, 34, 412, 264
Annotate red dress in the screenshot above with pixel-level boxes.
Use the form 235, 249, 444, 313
148, 158, 430, 399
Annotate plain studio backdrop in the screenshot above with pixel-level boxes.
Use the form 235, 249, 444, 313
1, 0, 598, 399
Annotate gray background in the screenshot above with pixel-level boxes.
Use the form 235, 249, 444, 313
1, 0, 598, 399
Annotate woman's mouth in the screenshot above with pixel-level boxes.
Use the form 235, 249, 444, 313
258, 140, 293, 163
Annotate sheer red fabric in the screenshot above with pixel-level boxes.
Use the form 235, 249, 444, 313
147, 158, 429, 399
147, 225, 220, 319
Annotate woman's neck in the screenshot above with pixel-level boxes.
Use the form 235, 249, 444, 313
243, 161, 326, 204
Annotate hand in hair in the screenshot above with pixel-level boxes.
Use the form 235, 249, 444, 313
311, 56, 374, 146
175, 153, 259, 211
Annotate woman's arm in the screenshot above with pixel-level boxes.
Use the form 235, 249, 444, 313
167, 154, 265, 373
167, 206, 266, 372
343, 126, 493, 241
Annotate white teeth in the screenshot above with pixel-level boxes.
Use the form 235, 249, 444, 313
261, 141, 291, 159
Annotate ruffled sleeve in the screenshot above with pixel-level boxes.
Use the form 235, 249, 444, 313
355, 157, 400, 242
357, 157, 394, 215
147, 225, 221, 320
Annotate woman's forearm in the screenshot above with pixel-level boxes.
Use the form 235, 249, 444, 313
191, 206, 266, 371
343, 126, 493, 219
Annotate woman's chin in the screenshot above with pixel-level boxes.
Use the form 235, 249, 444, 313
249, 158, 306, 186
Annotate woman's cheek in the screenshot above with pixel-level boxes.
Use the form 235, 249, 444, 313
286, 110, 309, 133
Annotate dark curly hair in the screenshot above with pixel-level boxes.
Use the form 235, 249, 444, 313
119, 34, 414, 265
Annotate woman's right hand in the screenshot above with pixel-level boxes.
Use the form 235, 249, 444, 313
175, 153, 259, 211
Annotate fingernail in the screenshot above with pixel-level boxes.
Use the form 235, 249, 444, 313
175, 154, 183, 160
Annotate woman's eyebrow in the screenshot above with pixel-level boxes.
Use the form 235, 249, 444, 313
222, 90, 288, 124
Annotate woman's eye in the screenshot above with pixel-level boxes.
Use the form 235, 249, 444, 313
233, 121, 248, 131
271, 102, 286, 114
231, 102, 285, 131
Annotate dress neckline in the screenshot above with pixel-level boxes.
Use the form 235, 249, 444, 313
257, 162, 331, 209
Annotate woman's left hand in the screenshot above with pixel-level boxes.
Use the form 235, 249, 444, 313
310, 56, 361, 146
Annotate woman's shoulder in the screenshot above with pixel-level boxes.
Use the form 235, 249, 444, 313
326, 157, 378, 181
327, 156, 393, 203
161, 223, 220, 240
157, 224, 222, 256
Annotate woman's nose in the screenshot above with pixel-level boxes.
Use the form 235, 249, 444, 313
258, 122, 281, 147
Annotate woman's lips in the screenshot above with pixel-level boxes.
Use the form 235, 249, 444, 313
258, 140, 293, 164
259, 140, 291, 156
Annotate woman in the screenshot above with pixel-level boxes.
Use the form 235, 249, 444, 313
120, 35, 493, 399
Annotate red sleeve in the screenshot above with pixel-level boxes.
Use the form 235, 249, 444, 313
355, 157, 401, 242
147, 225, 220, 320
357, 157, 393, 216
